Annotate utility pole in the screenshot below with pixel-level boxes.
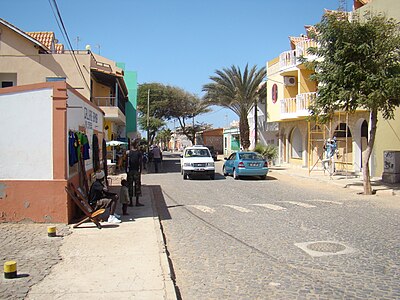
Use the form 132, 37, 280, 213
147, 89, 150, 150
192, 115, 195, 145
254, 98, 258, 148
173, 119, 176, 152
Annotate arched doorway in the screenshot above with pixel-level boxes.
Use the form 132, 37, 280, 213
290, 127, 303, 165
361, 120, 368, 166
334, 123, 353, 172
353, 119, 368, 174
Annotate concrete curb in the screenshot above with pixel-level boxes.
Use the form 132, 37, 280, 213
270, 168, 400, 197
150, 187, 178, 300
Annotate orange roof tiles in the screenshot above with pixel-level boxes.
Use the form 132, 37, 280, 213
55, 43, 64, 54
26, 31, 65, 53
289, 36, 309, 45
26, 32, 55, 50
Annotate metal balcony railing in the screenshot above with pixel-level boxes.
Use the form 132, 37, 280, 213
93, 97, 126, 115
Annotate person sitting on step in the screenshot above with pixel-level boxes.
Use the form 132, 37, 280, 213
88, 170, 121, 224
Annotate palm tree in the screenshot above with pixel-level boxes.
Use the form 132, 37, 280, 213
203, 64, 266, 149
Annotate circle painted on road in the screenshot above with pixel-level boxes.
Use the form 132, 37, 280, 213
307, 242, 346, 253
294, 241, 357, 257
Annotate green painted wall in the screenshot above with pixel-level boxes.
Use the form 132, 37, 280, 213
125, 71, 138, 135
117, 62, 137, 137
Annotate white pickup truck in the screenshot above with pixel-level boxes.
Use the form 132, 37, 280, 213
180, 145, 215, 180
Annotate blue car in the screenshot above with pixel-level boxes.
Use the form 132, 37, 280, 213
223, 152, 269, 180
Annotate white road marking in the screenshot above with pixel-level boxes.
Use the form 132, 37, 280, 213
223, 205, 252, 213
269, 282, 281, 287
252, 204, 287, 211
280, 201, 317, 208
294, 241, 356, 257
188, 205, 215, 213
306, 199, 343, 205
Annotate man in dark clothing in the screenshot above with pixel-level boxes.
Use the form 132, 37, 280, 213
89, 170, 121, 223
126, 141, 144, 207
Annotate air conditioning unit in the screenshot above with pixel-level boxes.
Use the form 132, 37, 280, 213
284, 76, 296, 86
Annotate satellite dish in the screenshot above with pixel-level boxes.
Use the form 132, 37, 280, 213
85, 44, 91, 51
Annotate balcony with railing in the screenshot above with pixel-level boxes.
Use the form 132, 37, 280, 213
279, 39, 318, 71
280, 92, 316, 119
93, 96, 126, 125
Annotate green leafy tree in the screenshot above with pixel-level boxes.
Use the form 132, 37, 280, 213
156, 128, 172, 150
164, 87, 211, 144
137, 83, 168, 145
203, 64, 266, 149
138, 116, 165, 146
138, 83, 210, 145
307, 12, 400, 194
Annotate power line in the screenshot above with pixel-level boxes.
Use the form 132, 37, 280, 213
48, 0, 90, 91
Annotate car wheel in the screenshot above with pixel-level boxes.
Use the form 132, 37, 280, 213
183, 172, 188, 180
222, 166, 228, 176
233, 169, 239, 180
210, 173, 215, 180
260, 175, 266, 180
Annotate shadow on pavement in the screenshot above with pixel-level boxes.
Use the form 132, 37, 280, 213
148, 184, 172, 221
228, 175, 278, 181
185, 173, 226, 180
145, 157, 181, 174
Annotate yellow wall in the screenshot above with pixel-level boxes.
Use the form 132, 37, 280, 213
299, 69, 316, 93
372, 110, 400, 177
266, 60, 283, 123
357, 0, 400, 20
359, 0, 400, 178
284, 84, 297, 99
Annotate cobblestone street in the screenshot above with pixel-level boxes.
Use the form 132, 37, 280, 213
146, 154, 400, 299
0, 224, 70, 299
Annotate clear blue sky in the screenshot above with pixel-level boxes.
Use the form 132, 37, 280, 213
2, 0, 349, 128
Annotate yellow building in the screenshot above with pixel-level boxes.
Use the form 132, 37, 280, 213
266, 30, 369, 175
0, 18, 128, 144
354, 0, 400, 178
264, 0, 399, 178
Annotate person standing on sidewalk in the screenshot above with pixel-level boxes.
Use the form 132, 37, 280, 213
152, 144, 162, 173
126, 140, 144, 207
119, 179, 130, 215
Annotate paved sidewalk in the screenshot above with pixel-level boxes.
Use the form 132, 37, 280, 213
26, 179, 176, 300
270, 165, 400, 197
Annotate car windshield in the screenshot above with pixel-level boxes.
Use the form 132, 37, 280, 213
185, 149, 210, 157
239, 153, 264, 160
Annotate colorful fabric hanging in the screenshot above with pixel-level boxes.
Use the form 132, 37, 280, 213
68, 131, 78, 166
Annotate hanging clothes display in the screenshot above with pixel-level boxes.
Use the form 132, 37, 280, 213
82, 133, 90, 160
92, 134, 100, 172
68, 131, 78, 166
102, 138, 109, 185
75, 131, 90, 161
78, 140, 89, 197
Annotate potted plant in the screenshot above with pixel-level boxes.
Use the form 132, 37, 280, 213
254, 143, 278, 166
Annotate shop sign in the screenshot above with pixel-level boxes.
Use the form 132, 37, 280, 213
84, 107, 99, 130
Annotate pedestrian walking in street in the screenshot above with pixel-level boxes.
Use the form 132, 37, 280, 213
152, 144, 162, 173
88, 170, 121, 224
119, 179, 130, 215
126, 140, 144, 207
